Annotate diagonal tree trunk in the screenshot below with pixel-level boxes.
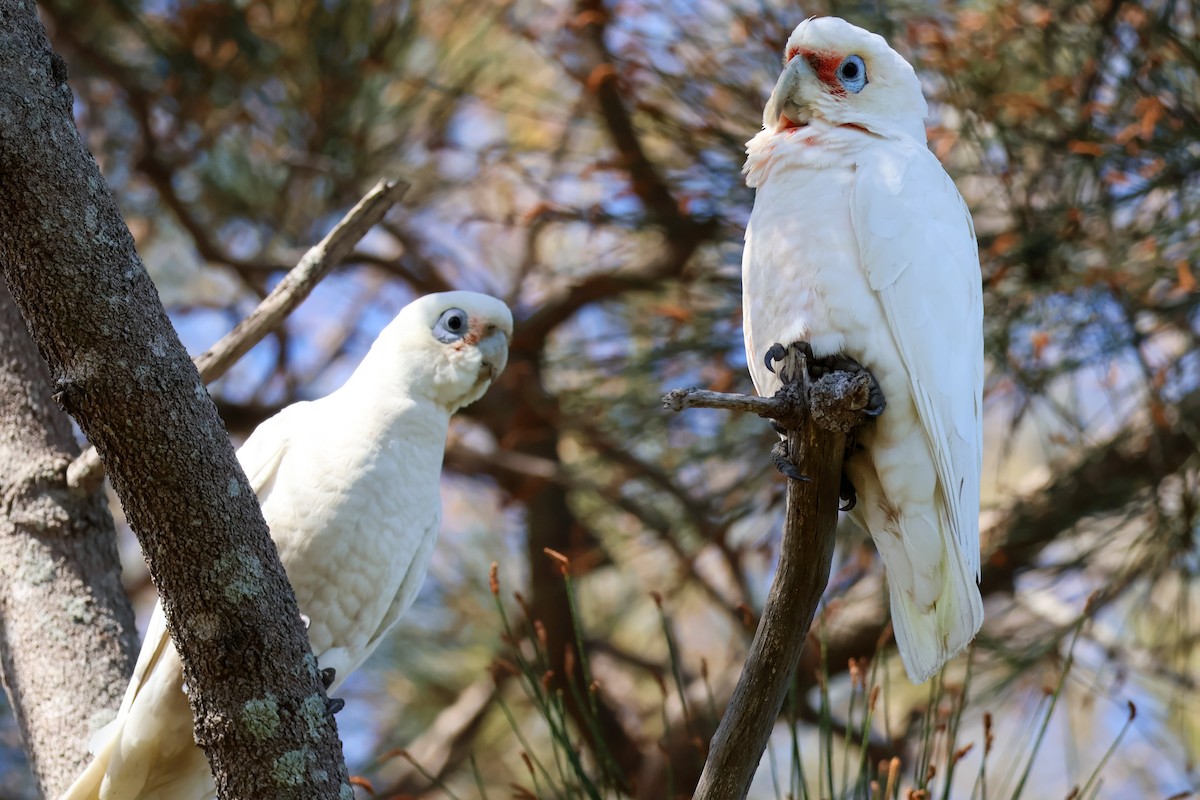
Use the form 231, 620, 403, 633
0, 282, 138, 798
0, 4, 350, 797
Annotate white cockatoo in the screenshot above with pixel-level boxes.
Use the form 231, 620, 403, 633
741, 17, 984, 683
63, 291, 513, 800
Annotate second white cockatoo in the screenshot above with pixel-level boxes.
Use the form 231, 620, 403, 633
741, 17, 984, 683
63, 291, 513, 800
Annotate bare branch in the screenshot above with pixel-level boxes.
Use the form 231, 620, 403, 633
0, 283, 137, 797
374, 675, 500, 796
572, 0, 689, 232
662, 386, 787, 417
664, 371, 877, 428
193, 179, 409, 382
677, 348, 877, 800
0, 6, 351, 793
66, 178, 410, 494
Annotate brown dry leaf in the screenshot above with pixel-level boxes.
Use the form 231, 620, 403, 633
1067, 140, 1104, 157
1031, 331, 1050, 359
652, 302, 692, 323
990, 231, 1019, 256
1176, 260, 1197, 293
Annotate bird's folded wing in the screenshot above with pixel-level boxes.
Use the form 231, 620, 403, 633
234, 401, 307, 500
850, 140, 984, 578
364, 512, 441, 657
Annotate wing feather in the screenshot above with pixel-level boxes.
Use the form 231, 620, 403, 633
233, 400, 311, 501
850, 140, 984, 579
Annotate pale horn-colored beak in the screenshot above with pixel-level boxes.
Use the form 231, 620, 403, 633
762, 55, 816, 131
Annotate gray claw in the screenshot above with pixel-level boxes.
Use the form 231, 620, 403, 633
839, 473, 858, 511
771, 440, 811, 482
764, 343, 788, 374
326, 697, 345, 715
320, 667, 336, 689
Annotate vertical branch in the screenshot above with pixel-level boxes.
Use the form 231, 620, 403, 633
0, 283, 138, 796
0, 6, 350, 797
668, 347, 875, 800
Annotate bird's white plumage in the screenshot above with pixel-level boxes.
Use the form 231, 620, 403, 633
742, 17, 984, 683
63, 291, 512, 800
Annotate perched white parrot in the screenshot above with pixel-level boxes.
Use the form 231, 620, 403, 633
741, 17, 984, 683
63, 291, 513, 800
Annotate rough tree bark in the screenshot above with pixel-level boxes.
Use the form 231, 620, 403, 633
665, 349, 880, 800
0, 4, 350, 798
0, 283, 138, 798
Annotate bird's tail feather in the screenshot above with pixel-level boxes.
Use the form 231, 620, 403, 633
887, 540, 983, 684
59, 720, 121, 800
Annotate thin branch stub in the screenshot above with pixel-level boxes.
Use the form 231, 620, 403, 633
662, 367, 876, 435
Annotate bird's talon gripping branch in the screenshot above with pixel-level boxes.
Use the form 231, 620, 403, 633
770, 439, 811, 482
326, 697, 345, 715
763, 342, 788, 374
808, 353, 886, 418
320, 667, 336, 690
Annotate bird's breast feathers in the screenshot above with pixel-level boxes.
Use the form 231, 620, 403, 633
742, 132, 886, 396
744, 120, 868, 188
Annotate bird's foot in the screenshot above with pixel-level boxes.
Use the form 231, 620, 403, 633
839, 472, 857, 511
764, 341, 815, 380
317, 666, 343, 713
807, 353, 885, 418
771, 439, 811, 482
763, 343, 788, 374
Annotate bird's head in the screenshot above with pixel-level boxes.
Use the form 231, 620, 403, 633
763, 17, 928, 143
385, 290, 513, 413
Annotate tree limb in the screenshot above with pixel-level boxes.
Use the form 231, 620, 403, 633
66, 178, 410, 494
0, 284, 138, 797
666, 347, 876, 800
572, 0, 690, 232
0, 7, 351, 796
642, 381, 1200, 798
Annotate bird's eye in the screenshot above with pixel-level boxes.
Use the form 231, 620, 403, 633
433, 308, 468, 343
838, 55, 867, 93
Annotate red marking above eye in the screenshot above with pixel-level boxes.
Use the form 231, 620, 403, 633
795, 48, 847, 97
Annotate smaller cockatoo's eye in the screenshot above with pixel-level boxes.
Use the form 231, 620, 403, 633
838, 55, 867, 93
433, 308, 469, 342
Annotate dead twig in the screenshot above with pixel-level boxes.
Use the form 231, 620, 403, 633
66, 178, 409, 494
665, 346, 879, 800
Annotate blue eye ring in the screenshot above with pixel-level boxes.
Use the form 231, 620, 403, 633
838, 55, 867, 93
433, 308, 468, 343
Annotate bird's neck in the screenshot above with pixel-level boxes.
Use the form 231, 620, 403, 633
329, 342, 449, 440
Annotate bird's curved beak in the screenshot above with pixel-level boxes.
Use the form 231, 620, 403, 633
477, 329, 510, 381
763, 55, 817, 132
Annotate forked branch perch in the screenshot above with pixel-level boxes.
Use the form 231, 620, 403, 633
663, 346, 879, 800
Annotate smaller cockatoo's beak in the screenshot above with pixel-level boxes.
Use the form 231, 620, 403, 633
475, 325, 510, 380
763, 55, 818, 132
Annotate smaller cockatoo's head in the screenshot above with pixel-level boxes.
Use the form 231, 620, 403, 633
384, 290, 513, 413
763, 17, 928, 142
